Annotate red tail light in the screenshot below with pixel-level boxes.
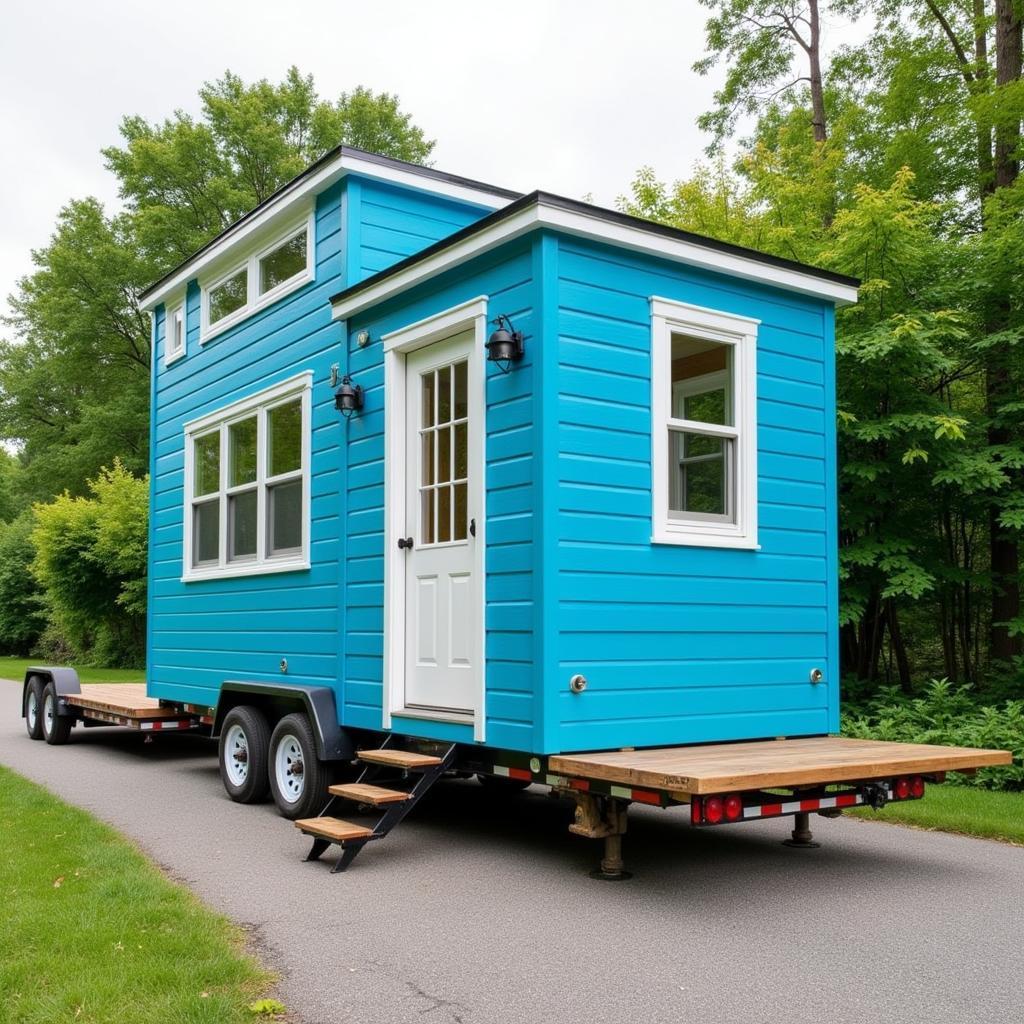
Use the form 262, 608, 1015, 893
705, 796, 724, 824
691, 798, 703, 825
724, 794, 743, 821
894, 777, 910, 800
910, 776, 925, 798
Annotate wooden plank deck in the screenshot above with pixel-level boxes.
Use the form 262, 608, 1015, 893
66, 683, 183, 720
549, 737, 1013, 796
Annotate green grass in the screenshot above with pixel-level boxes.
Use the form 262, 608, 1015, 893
849, 783, 1024, 844
0, 656, 143, 684
0, 766, 280, 1023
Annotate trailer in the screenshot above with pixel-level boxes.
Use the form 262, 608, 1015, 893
18, 146, 1013, 877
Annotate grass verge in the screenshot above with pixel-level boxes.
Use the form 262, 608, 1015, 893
0, 656, 143, 684
849, 783, 1024, 844
0, 765, 280, 1023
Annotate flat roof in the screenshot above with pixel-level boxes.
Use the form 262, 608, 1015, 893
138, 146, 521, 309
329, 191, 860, 318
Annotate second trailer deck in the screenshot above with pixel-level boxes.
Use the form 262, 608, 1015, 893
548, 736, 1013, 795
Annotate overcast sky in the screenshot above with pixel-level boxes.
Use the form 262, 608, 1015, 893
0, 0, 862, 324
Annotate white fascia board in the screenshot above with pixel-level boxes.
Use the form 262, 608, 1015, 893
140, 154, 516, 312
331, 201, 859, 321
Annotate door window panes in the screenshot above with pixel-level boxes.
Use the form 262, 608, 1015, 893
418, 360, 469, 545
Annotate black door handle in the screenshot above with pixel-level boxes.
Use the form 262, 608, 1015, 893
398, 536, 414, 550
469, 518, 476, 537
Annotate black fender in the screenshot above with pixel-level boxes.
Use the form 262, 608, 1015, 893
213, 681, 354, 761
22, 667, 81, 719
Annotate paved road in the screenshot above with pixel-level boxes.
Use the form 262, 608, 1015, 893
3, 680, 1022, 1024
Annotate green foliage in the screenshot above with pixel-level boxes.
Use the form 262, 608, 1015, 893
0, 766, 274, 1022
1, 69, 434, 507
0, 513, 47, 655
842, 679, 1024, 789
30, 462, 148, 667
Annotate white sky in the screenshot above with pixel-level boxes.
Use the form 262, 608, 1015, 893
0, 0, 864, 324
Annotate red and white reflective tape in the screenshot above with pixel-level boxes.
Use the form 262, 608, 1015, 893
139, 719, 194, 731
742, 791, 865, 819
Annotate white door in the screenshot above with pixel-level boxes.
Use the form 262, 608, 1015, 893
402, 331, 478, 713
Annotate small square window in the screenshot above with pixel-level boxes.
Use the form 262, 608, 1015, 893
208, 268, 248, 326
259, 230, 308, 295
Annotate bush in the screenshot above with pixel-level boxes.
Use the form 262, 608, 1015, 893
0, 512, 47, 655
31, 461, 147, 667
842, 679, 1024, 791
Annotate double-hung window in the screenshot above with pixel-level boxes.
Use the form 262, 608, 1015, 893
183, 372, 311, 580
165, 301, 185, 364
650, 297, 759, 549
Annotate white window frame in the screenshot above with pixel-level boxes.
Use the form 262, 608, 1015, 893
164, 298, 186, 365
650, 296, 760, 550
182, 371, 312, 582
199, 209, 315, 343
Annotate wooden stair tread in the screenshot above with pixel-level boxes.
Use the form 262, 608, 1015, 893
357, 748, 443, 768
328, 782, 411, 805
294, 817, 374, 842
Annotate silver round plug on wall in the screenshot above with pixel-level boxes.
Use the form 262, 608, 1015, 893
569, 674, 588, 694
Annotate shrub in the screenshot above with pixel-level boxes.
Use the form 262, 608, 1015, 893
842, 679, 1024, 791
0, 512, 47, 655
31, 461, 147, 667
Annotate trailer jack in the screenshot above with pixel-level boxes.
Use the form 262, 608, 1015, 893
567, 792, 631, 881
782, 811, 821, 849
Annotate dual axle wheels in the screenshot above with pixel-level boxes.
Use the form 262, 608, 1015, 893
24, 677, 73, 745
218, 706, 327, 819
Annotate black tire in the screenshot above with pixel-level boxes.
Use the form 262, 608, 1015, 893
24, 676, 45, 741
268, 712, 327, 820
218, 706, 271, 804
41, 682, 73, 745
476, 773, 531, 793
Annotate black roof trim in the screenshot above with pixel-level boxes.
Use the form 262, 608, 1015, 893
138, 146, 521, 302
328, 190, 859, 309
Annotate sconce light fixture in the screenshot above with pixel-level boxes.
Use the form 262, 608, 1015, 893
485, 314, 525, 373
334, 375, 364, 418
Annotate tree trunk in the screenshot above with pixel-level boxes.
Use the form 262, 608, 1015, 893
975, 0, 995, 201
994, 0, 1023, 188
808, 0, 828, 145
887, 599, 913, 692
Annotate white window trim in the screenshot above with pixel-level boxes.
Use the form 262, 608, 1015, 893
182, 372, 313, 582
381, 296, 489, 742
199, 210, 315, 344
164, 297, 186, 366
650, 296, 760, 550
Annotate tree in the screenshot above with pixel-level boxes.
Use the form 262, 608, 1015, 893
1, 69, 434, 503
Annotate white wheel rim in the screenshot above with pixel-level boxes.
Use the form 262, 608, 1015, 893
27, 690, 38, 731
43, 693, 54, 735
224, 724, 249, 786
274, 734, 305, 803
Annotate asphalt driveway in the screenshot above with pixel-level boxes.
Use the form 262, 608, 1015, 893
2, 679, 1022, 1024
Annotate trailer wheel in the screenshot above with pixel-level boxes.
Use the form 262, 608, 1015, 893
41, 682, 73, 745
476, 774, 531, 793
269, 713, 327, 820
219, 706, 270, 804
25, 676, 45, 741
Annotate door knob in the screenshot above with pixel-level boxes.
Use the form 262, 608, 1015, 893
398, 536, 414, 550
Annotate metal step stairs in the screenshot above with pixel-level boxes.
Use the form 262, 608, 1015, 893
295, 738, 457, 873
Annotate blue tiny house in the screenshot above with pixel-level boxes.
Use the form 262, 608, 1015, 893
140, 148, 859, 761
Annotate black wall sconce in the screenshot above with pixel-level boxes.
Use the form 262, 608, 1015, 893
334, 375, 364, 418
486, 314, 525, 374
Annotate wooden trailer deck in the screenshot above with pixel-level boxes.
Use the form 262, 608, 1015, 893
66, 684, 182, 718
549, 736, 1012, 796
64, 683, 201, 731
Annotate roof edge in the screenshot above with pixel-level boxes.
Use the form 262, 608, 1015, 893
138, 146, 520, 308
328, 192, 860, 317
